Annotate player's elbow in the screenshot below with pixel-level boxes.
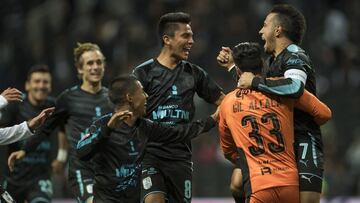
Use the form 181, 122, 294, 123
288, 79, 305, 98
315, 107, 332, 125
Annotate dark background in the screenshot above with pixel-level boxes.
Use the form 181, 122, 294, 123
0, 0, 359, 198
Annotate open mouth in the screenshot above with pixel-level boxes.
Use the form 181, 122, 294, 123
183, 47, 191, 54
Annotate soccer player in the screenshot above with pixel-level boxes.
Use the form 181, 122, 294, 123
76, 75, 218, 202
7, 43, 112, 203
218, 5, 324, 203
0, 65, 66, 203
219, 42, 332, 203
132, 12, 224, 202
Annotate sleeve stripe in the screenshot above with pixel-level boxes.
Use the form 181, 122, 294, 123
258, 78, 302, 96
76, 130, 100, 149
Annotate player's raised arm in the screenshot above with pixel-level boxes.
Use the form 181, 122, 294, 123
77, 111, 132, 160
76, 117, 110, 160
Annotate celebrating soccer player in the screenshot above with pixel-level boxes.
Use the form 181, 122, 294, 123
132, 12, 225, 203
218, 4, 325, 203
76, 75, 218, 202
218, 42, 332, 203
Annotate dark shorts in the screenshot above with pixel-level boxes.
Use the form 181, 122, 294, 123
68, 168, 94, 203
295, 131, 324, 192
93, 184, 140, 203
3, 177, 52, 203
141, 156, 193, 203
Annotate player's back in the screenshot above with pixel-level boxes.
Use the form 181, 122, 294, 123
219, 89, 298, 196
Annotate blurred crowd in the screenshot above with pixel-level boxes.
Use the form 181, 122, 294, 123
0, 0, 359, 198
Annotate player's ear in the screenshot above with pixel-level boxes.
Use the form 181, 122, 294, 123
274, 25, 282, 37
77, 67, 84, 75
126, 93, 132, 103
25, 81, 30, 92
163, 35, 171, 46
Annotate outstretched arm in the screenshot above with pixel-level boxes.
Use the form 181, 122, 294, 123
0, 107, 54, 145
148, 114, 217, 143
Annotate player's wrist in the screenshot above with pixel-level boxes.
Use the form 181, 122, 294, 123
56, 149, 68, 162
227, 64, 236, 72
251, 76, 261, 89
26, 121, 36, 134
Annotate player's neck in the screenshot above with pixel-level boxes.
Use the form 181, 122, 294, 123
27, 95, 45, 107
157, 49, 181, 69
81, 81, 102, 94
274, 38, 292, 57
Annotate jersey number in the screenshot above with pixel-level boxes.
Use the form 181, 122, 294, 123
241, 113, 285, 156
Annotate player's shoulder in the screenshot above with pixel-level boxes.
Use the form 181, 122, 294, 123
61, 85, 80, 95
220, 89, 238, 106
57, 85, 81, 100
284, 44, 310, 62
100, 86, 109, 94
180, 60, 209, 79
181, 60, 202, 71
134, 59, 155, 72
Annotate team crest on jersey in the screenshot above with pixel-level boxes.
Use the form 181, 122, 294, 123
142, 177, 152, 190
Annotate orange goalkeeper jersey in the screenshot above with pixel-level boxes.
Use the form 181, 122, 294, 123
219, 88, 331, 196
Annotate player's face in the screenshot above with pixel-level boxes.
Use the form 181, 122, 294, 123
26, 72, 52, 103
131, 81, 148, 117
259, 13, 277, 54
168, 23, 194, 61
78, 50, 105, 84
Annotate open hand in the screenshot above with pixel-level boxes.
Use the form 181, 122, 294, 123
1, 88, 23, 102
107, 110, 133, 128
27, 107, 55, 130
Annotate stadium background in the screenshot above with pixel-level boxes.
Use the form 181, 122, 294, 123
0, 0, 359, 201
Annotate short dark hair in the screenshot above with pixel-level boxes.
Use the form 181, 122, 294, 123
232, 42, 263, 74
108, 75, 139, 105
27, 65, 50, 81
270, 4, 306, 45
158, 12, 191, 46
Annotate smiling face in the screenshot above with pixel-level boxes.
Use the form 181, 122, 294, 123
26, 72, 52, 104
166, 23, 194, 61
77, 50, 105, 84
259, 13, 278, 55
